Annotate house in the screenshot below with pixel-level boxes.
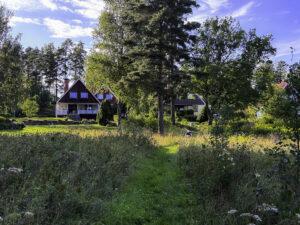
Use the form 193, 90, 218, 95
174, 94, 206, 117
56, 79, 117, 119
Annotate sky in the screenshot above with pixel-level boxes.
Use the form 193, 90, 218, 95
1, 0, 300, 63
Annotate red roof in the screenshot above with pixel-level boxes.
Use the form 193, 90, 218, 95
278, 81, 289, 89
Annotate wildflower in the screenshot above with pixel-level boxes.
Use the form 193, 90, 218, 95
24, 212, 34, 218
0, 216, 3, 222
296, 213, 300, 220
258, 203, 278, 213
8, 167, 23, 174
255, 173, 261, 178
227, 209, 238, 215
247, 224, 256, 225
0, 168, 4, 172
252, 214, 262, 222
240, 213, 252, 217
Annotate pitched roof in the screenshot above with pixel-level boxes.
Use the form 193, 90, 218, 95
277, 81, 289, 89
57, 80, 100, 104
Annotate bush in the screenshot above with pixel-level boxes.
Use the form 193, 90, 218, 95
0, 117, 25, 130
21, 97, 39, 117
97, 100, 113, 126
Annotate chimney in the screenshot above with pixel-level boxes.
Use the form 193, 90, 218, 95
64, 78, 70, 93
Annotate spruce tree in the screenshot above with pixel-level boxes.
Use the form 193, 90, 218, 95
122, 0, 198, 134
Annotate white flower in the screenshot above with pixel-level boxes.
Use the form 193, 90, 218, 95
247, 224, 256, 225
255, 173, 261, 178
258, 203, 278, 213
8, 167, 23, 174
228, 209, 238, 215
0, 216, 3, 222
0, 168, 4, 172
296, 213, 300, 219
24, 211, 34, 218
240, 213, 252, 217
253, 214, 262, 222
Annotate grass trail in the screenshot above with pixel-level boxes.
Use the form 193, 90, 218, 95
100, 145, 198, 225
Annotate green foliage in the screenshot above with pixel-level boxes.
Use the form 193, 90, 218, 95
21, 97, 39, 117
191, 17, 275, 123
0, 132, 153, 225
178, 136, 300, 224
97, 100, 113, 125
0, 117, 25, 130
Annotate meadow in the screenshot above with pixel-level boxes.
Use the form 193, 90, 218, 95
1, 122, 298, 225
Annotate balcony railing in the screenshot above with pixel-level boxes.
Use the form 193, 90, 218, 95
78, 110, 98, 115
56, 110, 68, 116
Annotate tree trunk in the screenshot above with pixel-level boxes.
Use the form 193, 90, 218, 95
158, 93, 164, 135
206, 100, 213, 125
171, 96, 176, 125
117, 102, 122, 129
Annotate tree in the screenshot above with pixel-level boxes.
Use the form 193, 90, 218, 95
41, 43, 59, 100
0, 6, 24, 115
87, 0, 131, 128
70, 41, 86, 80
275, 60, 288, 82
21, 97, 39, 117
121, 0, 198, 134
57, 39, 73, 81
190, 17, 275, 124
253, 61, 276, 102
23, 47, 43, 98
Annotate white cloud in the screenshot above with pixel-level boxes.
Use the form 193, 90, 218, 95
275, 39, 300, 58
231, 1, 255, 18
0, 0, 40, 11
40, 0, 58, 11
10, 16, 41, 26
0, 0, 73, 12
43, 18, 93, 38
201, 0, 229, 13
72, 19, 82, 24
65, 0, 105, 19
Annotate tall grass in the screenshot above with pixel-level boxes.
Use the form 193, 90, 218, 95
178, 138, 300, 225
0, 131, 153, 225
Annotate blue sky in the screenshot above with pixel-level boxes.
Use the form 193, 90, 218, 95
1, 0, 300, 63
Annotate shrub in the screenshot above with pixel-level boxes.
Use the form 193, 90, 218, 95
21, 97, 39, 117
97, 100, 113, 126
0, 117, 25, 130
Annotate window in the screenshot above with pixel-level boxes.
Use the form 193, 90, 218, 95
97, 94, 104, 100
106, 94, 113, 100
81, 92, 88, 99
70, 92, 77, 99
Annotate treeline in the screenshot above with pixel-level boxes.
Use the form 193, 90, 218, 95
86, 0, 283, 134
0, 6, 86, 116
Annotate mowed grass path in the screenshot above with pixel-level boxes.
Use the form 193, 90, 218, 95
100, 145, 198, 225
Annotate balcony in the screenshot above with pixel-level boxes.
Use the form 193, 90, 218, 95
78, 110, 98, 115
56, 110, 68, 116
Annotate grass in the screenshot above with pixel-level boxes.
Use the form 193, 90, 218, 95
0, 125, 152, 225
0, 122, 288, 225
0, 124, 116, 137
100, 145, 198, 225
